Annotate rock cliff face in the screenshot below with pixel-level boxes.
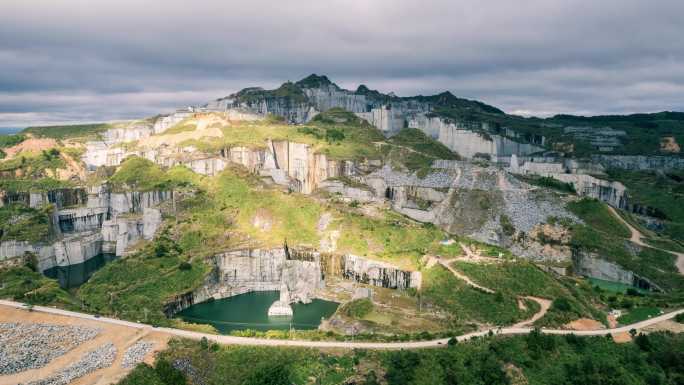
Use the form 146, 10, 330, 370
203, 74, 538, 159
409, 116, 544, 160
512, 157, 628, 209
572, 250, 661, 291
0, 185, 168, 272
592, 155, 684, 170
357, 161, 578, 248
163, 247, 421, 316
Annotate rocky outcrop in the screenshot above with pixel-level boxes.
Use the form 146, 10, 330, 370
1, 185, 168, 272
572, 250, 662, 291
322, 254, 422, 290
101, 208, 161, 256
511, 157, 628, 209
592, 155, 684, 170
410, 116, 544, 159
164, 247, 421, 316
358, 161, 578, 247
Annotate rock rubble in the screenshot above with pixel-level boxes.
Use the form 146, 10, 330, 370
0, 323, 101, 375
26, 343, 116, 385
121, 340, 154, 368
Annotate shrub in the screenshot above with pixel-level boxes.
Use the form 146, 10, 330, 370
551, 297, 572, 312
153, 359, 186, 385
343, 298, 374, 318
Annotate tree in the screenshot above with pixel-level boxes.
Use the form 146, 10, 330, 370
154, 359, 185, 385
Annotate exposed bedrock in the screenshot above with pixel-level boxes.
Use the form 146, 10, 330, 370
512, 157, 628, 209
592, 155, 684, 170
409, 116, 544, 159
0, 188, 87, 209
0, 232, 103, 272
359, 162, 578, 247
572, 250, 662, 292
1, 185, 167, 270
163, 248, 421, 316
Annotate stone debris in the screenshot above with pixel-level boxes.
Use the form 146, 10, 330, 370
0, 323, 101, 375
173, 358, 206, 385
122, 341, 155, 368
27, 342, 116, 385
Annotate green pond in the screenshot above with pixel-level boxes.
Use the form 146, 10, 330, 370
176, 291, 339, 333
44, 253, 118, 289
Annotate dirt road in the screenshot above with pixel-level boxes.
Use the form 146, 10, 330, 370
608, 206, 684, 275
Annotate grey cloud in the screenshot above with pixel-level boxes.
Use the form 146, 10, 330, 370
0, 0, 683, 127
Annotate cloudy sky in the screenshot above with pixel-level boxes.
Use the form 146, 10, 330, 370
1, 0, 683, 128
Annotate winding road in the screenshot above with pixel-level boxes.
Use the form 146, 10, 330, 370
607, 206, 684, 275
2, 300, 681, 350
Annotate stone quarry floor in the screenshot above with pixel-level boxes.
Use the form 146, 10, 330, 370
0, 307, 169, 385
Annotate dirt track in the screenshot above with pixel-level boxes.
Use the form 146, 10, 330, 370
608, 206, 684, 275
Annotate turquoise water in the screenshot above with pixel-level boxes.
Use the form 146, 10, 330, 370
44, 254, 117, 289
177, 291, 339, 333
587, 277, 649, 294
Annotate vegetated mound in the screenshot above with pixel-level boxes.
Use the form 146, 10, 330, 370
386, 127, 460, 176
0, 137, 58, 160
22, 123, 112, 140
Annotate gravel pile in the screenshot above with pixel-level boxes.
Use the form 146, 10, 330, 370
173, 358, 206, 385
503, 190, 579, 232
0, 323, 101, 375
122, 341, 154, 368
27, 343, 116, 385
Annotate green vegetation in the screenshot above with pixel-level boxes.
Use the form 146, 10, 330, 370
453, 261, 604, 326
342, 298, 374, 318
386, 128, 459, 177
22, 123, 111, 140
181, 109, 384, 161
567, 198, 630, 238
617, 307, 662, 325
421, 265, 534, 327
0, 177, 73, 192
77, 231, 210, 325
0, 203, 52, 242
0, 148, 66, 178
121, 331, 684, 385
109, 157, 199, 191
519, 175, 577, 194
0, 266, 77, 307
571, 217, 684, 293
0, 133, 26, 159
607, 169, 684, 242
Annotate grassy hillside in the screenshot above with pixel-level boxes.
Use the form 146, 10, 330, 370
386, 128, 459, 176
567, 199, 684, 295
453, 261, 605, 326
77, 234, 210, 325
22, 123, 112, 140
178, 109, 385, 161
0, 266, 77, 308
0, 204, 53, 242
607, 169, 684, 242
